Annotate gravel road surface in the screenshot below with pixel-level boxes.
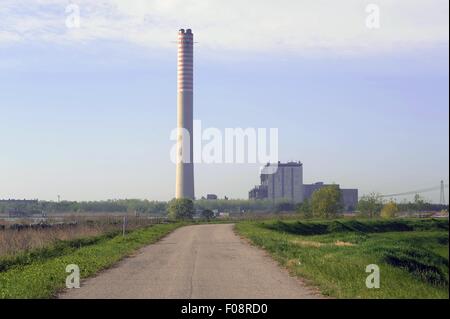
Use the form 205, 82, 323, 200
60, 224, 321, 299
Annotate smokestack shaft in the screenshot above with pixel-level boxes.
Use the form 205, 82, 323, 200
175, 29, 195, 199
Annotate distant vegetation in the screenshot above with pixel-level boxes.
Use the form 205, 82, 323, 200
236, 218, 449, 298
0, 199, 168, 215
194, 199, 275, 213
357, 193, 447, 218
0, 194, 447, 217
357, 193, 384, 218
0, 198, 276, 215
201, 209, 214, 221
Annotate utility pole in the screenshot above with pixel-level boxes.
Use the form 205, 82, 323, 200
122, 216, 127, 237
440, 180, 445, 205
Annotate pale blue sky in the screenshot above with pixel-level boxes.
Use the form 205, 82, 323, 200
0, 1, 448, 202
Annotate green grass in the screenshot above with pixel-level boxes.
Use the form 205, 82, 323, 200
0, 223, 182, 298
0, 231, 121, 273
235, 218, 449, 299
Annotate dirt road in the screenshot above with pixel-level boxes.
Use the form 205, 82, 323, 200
60, 224, 320, 299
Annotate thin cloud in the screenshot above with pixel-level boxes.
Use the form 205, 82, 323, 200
0, 0, 448, 55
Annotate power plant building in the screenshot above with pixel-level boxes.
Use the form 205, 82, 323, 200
250, 162, 304, 203
249, 162, 358, 211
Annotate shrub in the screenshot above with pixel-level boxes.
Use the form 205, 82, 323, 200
381, 201, 399, 219
201, 209, 214, 221
311, 185, 342, 218
167, 198, 194, 220
358, 193, 383, 218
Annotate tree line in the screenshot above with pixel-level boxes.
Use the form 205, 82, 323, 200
0, 198, 275, 215
0, 199, 167, 215
1, 190, 447, 219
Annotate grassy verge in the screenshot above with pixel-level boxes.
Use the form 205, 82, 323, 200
235, 218, 449, 299
0, 222, 182, 298
0, 231, 121, 273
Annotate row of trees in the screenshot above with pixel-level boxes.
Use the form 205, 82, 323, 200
356, 193, 447, 218
0, 198, 278, 215
0, 199, 168, 215
296, 187, 447, 219
2, 190, 446, 220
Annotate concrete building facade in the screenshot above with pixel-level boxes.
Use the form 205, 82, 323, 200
175, 28, 195, 200
249, 162, 358, 211
340, 188, 359, 211
250, 162, 304, 203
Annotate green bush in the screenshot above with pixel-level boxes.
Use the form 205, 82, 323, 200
201, 209, 214, 221
358, 193, 383, 218
167, 198, 194, 220
310, 185, 342, 218
381, 201, 399, 219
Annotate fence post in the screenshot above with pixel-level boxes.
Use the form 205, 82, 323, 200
122, 216, 127, 237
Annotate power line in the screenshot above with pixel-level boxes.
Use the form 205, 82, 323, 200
380, 183, 449, 198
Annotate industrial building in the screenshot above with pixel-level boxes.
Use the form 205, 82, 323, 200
249, 162, 358, 211
249, 162, 304, 203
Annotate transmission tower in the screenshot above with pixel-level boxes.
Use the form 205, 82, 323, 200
440, 180, 445, 205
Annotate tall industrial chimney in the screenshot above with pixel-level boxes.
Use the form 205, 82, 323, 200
175, 28, 195, 199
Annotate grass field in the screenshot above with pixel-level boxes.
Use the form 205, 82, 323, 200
235, 218, 449, 299
0, 216, 165, 256
0, 222, 182, 298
